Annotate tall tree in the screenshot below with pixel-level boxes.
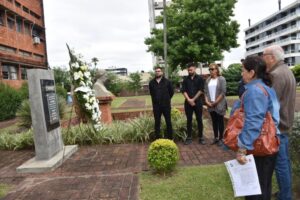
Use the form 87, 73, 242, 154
222, 63, 242, 96
128, 72, 142, 96
91, 57, 99, 68
145, 0, 239, 70
53, 67, 71, 92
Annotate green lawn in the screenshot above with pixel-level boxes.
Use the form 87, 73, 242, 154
140, 164, 279, 200
0, 184, 10, 198
111, 93, 185, 110
140, 164, 243, 200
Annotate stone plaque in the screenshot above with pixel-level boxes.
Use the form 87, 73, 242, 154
40, 79, 60, 131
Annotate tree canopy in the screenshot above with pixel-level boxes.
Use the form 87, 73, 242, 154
145, 0, 239, 70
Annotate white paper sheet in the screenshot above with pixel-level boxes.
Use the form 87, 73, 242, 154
224, 154, 261, 197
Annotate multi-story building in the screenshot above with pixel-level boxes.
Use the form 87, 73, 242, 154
0, 0, 47, 89
105, 67, 128, 76
245, 0, 300, 66
147, 0, 171, 67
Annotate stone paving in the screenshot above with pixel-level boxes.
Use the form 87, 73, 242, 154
0, 138, 235, 200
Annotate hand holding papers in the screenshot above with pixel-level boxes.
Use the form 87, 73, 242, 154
224, 154, 261, 197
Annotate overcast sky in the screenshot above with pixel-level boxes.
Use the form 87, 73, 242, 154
43, 0, 296, 72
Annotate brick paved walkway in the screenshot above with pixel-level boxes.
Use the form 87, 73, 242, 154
0, 139, 234, 200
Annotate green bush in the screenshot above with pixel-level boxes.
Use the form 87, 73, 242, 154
290, 112, 300, 177
0, 83, 22, 121
147, 139, 179, 173
0, 112, 205, 150
16, 96, 66, 129
222, 63, 242, 96
55, 85, 67, 99
0, 129, 34, 150
18, 82, 29, 100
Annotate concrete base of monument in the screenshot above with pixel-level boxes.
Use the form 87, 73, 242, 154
16, 145, 78, 173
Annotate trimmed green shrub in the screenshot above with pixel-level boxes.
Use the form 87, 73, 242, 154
0, 83, 22, 121
16, 96, 66, 128
147, 139, 179, 173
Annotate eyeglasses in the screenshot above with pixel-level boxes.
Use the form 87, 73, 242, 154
209, 68, 216, 71
263, 53, 273, 56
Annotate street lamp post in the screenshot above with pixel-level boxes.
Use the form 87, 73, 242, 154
163, 0, 168, 78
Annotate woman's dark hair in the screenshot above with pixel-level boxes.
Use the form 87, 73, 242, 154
243, 55, 272, 86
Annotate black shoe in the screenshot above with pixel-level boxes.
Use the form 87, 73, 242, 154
199, 139, 206, 145
210, 138, 219, 145
184, 139, 192, 145
217, 140, 223, 146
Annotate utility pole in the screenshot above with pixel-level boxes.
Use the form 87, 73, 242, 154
163, 0, 168, 78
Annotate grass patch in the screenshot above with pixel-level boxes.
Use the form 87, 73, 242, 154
140, 164, 279, 200
0, 184, 10, 198
140, 164, 243, 200
226, 96, 239, 100
111, 98, 127, 108
171, 93, 185, 105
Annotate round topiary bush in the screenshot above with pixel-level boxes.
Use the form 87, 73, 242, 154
147, 139, 179, 173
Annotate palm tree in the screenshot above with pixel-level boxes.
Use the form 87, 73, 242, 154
91, 57, 99, 68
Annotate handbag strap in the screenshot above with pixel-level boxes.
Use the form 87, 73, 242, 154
240, 83, 269, 112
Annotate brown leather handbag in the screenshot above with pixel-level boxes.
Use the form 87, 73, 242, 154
223, 84, 280, 156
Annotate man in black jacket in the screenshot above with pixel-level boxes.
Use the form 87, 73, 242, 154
182, 63, 205, 145
149, 66, 174, 140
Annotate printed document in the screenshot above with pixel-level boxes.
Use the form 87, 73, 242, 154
224, 154, 261, 197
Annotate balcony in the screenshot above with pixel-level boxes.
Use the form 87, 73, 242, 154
245, 12, 298, 40
246, 24, 299, 48
245, 36, 300, 56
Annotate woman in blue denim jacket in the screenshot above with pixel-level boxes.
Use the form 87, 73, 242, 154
236, 56, 280, 200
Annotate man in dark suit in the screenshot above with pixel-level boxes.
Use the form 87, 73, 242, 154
182, 63, 205, 145
149, 66, 174, 140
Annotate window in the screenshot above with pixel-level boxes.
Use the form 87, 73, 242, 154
15, 1, 21, 8
24, 22, 30, 35
21, 68, 27, 80
0, 11, 4, 26
0, 44, 16, 53
2, 65, 17, 80
32, 27, 41, 37
7, 17, 15, 30
30, 11, 41, 20
10, 66, 17, 80
33, 54, 43, 61
2, 66, 9, 79
19, 50, 31, 57
16, 19, 22, 32
23, 6, 29, 13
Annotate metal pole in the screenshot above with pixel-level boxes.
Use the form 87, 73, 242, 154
163, 0, 168, 78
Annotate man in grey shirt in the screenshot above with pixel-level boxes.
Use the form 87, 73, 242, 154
263, 45, 296, 200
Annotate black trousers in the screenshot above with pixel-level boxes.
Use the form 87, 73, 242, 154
184, 102, 203, 139
153, 104, 173, 139
245, 154, 277, 200
209, 111, 224, 140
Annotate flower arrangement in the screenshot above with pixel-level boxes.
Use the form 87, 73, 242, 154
67, 45, 101, 130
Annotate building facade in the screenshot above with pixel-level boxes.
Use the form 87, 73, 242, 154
245, 0, 300, 66
0, 0, 47, 89
147, 0, 171, 67
105, 67, 128, 76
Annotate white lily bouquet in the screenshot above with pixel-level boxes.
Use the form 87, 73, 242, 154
67, 44, 101, 130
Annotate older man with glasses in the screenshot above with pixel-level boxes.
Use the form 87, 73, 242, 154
263, 45, 296, 200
